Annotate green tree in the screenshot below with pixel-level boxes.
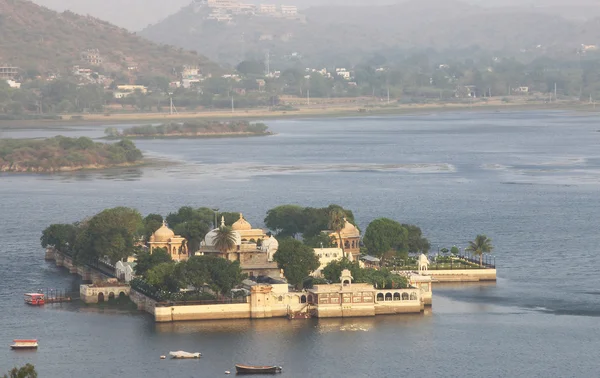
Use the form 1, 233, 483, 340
322, 258, 363, 283
236, 60, 265, 76
402, 224, 430, 253
213, 226, 237, 254
135, 248, 172, 277
174, 219, 209, 253
205, 256, 244, 296
180, 255, 211, 290
40, 223, 78, 255
363, 218, 408, 258
466, 234, 494, 266
2, 364, 36, 378
273, 239, 319, 289
73, 207, 143, 263
143, 213, 163, 241
362, 269, 408, 289
303, 233, 334, 248
264, 204, 305, 237
146, 262, 183, 292
328, 208, 347, 258
450, 246, 459, 255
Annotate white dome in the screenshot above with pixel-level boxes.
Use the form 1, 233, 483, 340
204, 228, 242, 247
261, 235, 279, 253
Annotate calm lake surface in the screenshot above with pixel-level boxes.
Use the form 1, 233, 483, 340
1, 111, 600, 377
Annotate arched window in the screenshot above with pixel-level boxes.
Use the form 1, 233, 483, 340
307, 295, 313, 303
402, 292, 409, 300
410, 292, 417, 300
300, 295, 307, 304
98, 292, 105, 303
376, 293, 384, 302
108, 292, 115, 301
393, 292, 401, 301
342, 280, 350, 286
278, 296, 283, 302
385, 293, 392, 301
344, 241, 350, 248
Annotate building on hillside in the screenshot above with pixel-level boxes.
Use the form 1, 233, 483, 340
115, 261, 136, 282
0, 66, 19, 80
324, 218, 361, 260
198, 215, 281, 279
259, 4, 277, 13
148, 221, 189, 261
280, 5, 297, 15
513, 86, 529, 94
335, 69, 351, 80
80, 49, 102, 65
182, 65, 202, 78
6, 80, 21, 89
116, 85, 148, 94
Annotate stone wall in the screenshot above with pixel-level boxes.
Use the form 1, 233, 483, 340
80, 284, 130, 304
424, 269, 497, 282
154, 303, 252, 322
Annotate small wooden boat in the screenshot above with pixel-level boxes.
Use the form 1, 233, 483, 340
24, 293, 45, 306
11, 340, 38, 350
235, 364, 282, 374
169, 351, 201, 359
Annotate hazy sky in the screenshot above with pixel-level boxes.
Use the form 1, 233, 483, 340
31, 0, 595, 31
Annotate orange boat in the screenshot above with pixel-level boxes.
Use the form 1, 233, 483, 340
24, 293, 45, 306
11, 340, 38, 350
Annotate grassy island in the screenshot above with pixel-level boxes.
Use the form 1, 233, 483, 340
0, 136, 143, 173
105, 120, 272, 139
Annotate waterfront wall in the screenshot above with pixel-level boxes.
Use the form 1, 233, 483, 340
80, 284, 130, 304
424, 269, 497, 282
45, 248, 112, 283
134, 285, 425, 323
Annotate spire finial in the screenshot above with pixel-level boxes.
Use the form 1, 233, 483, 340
220, 216, 225, 227
239, 213, 243, 219
162, 219, 167, 227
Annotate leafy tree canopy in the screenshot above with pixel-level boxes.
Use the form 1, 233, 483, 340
3, 364, 37, 378
40, 223, 78, 255
363, 218, 408, 258
273, 238, 320, 289
135, 248, 171, 277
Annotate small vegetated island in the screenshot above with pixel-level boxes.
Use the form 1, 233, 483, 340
105, 120, 272, 139
0, 136, 143, 173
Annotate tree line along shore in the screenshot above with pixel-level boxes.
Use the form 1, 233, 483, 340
104, 120, 271, 139
0, 120, 272, 172
41, 204, 493, 302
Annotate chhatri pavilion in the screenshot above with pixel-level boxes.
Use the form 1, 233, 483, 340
148, 220, 188, 262
326, 218, 361, 260
198, 214, 281, 279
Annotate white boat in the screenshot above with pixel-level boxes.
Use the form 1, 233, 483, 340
169, 351, 202, 359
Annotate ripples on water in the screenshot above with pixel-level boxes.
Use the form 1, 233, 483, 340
1, 111, 600, 377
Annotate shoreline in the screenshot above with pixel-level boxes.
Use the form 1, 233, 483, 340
103, 132, 274, 140
1, 100, 598, 129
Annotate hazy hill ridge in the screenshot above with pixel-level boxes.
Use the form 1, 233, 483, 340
0, 0, 220, 77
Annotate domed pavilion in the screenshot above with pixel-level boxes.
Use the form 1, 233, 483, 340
199, 215, 281, 279
148, 220, 188, 262
327, 218, 361, 260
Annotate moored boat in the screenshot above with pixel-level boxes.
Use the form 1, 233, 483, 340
24, 293, 45, 306
169, 351, 201, 359
11, 340, 38, 350
235, 364, 282, 374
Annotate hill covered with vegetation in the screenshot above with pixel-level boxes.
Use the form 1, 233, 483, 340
106, 120, 271, 138
0, 0, 220, 78
140, 0, 598, 67
0, 136, 143, 172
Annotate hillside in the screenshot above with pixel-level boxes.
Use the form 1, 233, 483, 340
0, 0, 220, 78
139, 0, 592, 67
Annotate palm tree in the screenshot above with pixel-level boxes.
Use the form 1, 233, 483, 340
328, 209, 347, 258
213, 226, 237, 256
465, 234, 493, 266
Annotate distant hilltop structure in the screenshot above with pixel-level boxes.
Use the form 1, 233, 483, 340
193, 0, 301, 22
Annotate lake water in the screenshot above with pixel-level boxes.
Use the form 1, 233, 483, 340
1, 111, 600, 377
